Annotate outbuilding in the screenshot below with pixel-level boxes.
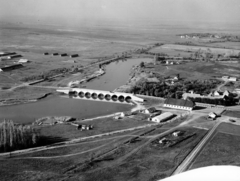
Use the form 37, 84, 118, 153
143, 107, 157, 114
150, 112, 174, 123
229, 77, 237, 82
70, 54, 79, 58
120, 111, 132, 118
18, 59, 30, 63
61, 53, 68, 57
208, 112, 217, 120
0, 64, 23, 72
0, 52, 16, 57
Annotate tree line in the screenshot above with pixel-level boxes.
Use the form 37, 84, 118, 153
129, 78, 222, 99
188, 96, 237, 106
0, 120, 38, 152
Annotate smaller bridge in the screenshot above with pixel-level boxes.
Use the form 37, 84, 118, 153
57, 88, 144, 104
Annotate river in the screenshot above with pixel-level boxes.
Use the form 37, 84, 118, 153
0, 58, 152, 124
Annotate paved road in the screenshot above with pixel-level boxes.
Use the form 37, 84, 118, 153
172, 121, 221, 175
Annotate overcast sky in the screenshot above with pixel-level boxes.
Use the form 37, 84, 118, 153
1, 0, 240, 25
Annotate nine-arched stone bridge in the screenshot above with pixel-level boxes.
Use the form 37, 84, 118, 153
57, 88, 144, 103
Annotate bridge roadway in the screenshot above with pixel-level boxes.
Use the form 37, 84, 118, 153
57, 88, 144, 103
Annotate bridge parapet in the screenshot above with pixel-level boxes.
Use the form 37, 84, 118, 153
57, 88, 144, 103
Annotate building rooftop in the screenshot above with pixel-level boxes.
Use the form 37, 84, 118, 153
152, 112, 174, 120
164, 98, 195, 108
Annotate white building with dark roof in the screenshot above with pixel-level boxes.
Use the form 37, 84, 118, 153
164, 98, 195, 111
151, 112, 174, 123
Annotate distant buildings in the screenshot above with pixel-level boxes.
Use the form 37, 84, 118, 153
18, 59, 30, 63
60, 53, 68, 57
0, 64, 23, 72
164, 98, 195, 111
222, 76, 237, 82
183, 90, 232, 100
120, 111, 132, 118
208, 112, 217, 120
143, 107, 157, 114
0, 52, 16, 57
70, 54, 79, 58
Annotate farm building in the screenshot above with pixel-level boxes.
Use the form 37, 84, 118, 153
172, 131, 184, 137
182, 91, 202, 100
0, 52, 16, 57
229, 77, 237, 82
70, 54, 79, 58
164, 98, 195, 111
61, 53, 68, 57
143, 107, 157, 114
150, 112, 174, 123
0, 64, 23, 72
52, 53, 59, 56
208, 112, 217, 120
149, 110, 162, 118
10, 55, 22, 59
222, 76, 237, 82
18, 59, 30, 63
120, 111, 132, 117
44, 52, 49, 55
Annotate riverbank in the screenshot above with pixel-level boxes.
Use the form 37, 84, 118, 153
0, 86, 55, 106
0, 93, 53, 106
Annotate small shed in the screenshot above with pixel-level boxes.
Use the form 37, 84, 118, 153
61, 53, 68, 57
144, 107, 157, 114
18, 59, 30, 63
0, 64, 23, 72
208, 112, 217, 119
159, 137, 168, 144
229, 77, 237, 82
120, 111, 132, 117
172, 131, 184, 137
70, 54, 79, 58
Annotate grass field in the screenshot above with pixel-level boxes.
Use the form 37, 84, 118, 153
65, 127, 206, 181
0, 86, 55, 100
38, 115, 151, 140
0, 122, 207, 181
153, 61, 240, 80
223, 111, 240, 119
217, 122, 240, 136
190, 132, 240, 170
159, 44, 240, 55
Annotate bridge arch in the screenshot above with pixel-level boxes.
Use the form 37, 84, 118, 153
111, 95, 118, 101
118, 95, 125, 102
85, 92, 91, 98
79, 91, 85, 98
105, 94, 111, 101
125, 96, 132, 103
91, 93, 98, 99
98, 93, 104, 100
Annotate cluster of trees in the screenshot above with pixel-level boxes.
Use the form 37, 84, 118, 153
0, 120, 38, 152
21, 67, 71, 82
129, 78, 221, 99
188, 96, 237, 106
